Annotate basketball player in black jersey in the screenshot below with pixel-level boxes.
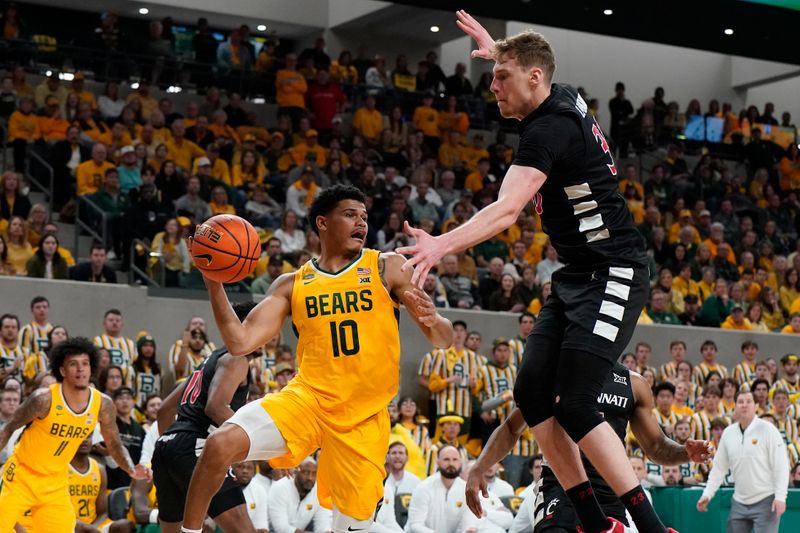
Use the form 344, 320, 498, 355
398, 10, 668, 533
151, 302, 258, 533
466, 363, 712, 532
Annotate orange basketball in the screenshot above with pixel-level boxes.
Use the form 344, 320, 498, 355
191, 215, 261, 283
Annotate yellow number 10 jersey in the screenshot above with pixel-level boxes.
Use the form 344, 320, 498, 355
289, 249, 400, 427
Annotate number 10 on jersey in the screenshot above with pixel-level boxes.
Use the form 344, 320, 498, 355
329, 320, 360, 357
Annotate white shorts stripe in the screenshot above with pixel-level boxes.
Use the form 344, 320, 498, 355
605, 281, 630, 301
609, 267, 634, 280
579, 213, 604, 232
564, 182, 592, 200
573, 200, 598, 215
593, 320, 619, 342
599, 300, 626, 321
586, 228, 610, 242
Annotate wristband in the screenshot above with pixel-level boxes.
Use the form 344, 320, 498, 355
149, 508, 159, 524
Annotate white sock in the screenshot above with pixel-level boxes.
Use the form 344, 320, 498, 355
181, 528, 202, 533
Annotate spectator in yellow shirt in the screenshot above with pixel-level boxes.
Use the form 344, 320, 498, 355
275, 53, 307, 126
464, 158, 493, 193
11, 65, 33, 98
76, 143, 114, 196
231, 149, 266, 189
74, 101, 109, 143
126, 80, 159, 117
668, 208, 701, 244
618, 163, 644, 200
330, 51, 358, 85
166, 119, 206, 173
702, 222, 736, 264
438, 131, 465, 171
209, 185, 236, 215
97, 121, 133, 162
290, 130, 327, 167
462, 134, 489, 172
438, 95, 469, 139
34, 72, 68, 109
352, 95, 383, 144
38, 96, 70, 142
192, 143, 231, 185
8, 96, 40, 171
673, 262, 701, 301
782, 313, 800, 334
148, 110, 172, 144
70, 72, 96, 110
208, 110, 241, 159
721, 305, 752, 330
413, 93, 440, 149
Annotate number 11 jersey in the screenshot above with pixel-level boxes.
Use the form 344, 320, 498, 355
290, 248, 401, 428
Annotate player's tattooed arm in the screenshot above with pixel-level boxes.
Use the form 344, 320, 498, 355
629, 373, 712, 467
381, 252, 454, 348
378, 255, 389, 292
0, 387, 50, 451
98, 395, 151, 481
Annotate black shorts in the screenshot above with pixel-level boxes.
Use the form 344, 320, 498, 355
533, 466, 627, 532
535, 264, 648, 357
152, 431, 245, 522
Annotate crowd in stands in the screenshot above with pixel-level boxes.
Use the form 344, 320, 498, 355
4, 296, 800, 531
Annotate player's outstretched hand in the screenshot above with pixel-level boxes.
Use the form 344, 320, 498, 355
396, 221, 447, 288
404, 287, 437, 327
131, 463, 153, 482
456, 10, 495, 60
465, 465, 489, 518
685, 438, 714, 464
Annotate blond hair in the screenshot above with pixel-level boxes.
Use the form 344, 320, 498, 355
493, 30, 556, 81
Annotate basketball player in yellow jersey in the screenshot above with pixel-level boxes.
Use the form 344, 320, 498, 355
0, 338, 151, 533
182, 185, 454, 533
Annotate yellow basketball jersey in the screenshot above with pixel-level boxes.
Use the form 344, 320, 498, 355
68, 457, 102, 524
12, 383, 101, 476
289, 248, 400, 427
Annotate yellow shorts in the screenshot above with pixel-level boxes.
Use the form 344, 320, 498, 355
0, 457, 74, 533
261, 385, 389, 520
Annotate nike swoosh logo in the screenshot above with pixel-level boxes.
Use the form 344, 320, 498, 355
347, 527, 364, 532
195, 253, 213, 265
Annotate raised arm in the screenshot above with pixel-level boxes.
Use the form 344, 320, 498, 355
98, 395, 151, 481
0, 387, 50, 451
456, 10, 496, 60
205, 272, 293, 356
204, 354, 250, 426
629, 373, 712, 466
397, 166, 546, 286
381, 253, 453, 349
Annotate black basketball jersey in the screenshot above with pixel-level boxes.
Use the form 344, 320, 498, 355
514, 84, 646, 269
165, 347, 250, 437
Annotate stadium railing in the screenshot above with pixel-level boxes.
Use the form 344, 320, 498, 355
74, 194, 106, 258
26, 148, 54, 213
129, 238, 165, 287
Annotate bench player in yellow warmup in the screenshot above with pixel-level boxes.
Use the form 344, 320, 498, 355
0, 337, 150, 533
181, 185, 454, 533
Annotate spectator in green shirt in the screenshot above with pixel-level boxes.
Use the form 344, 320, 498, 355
697, 278, 734, 327
648, 289, 682, 325
473, 234, 509, 267
251, 256, 284, 296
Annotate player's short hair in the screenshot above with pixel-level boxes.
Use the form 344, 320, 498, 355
518, 312, 535, 323
0, 313, 19, 329
750, 378, 769, 391
104, 308, 122, 319
654, 382, 676, 396
635, 342, 651, 352
30, 296, 48, 309
701, 339, 717, 351
308, 185, 366, 235
773, 388, 790, 400
388, 441, 407, 453
493, 30, 556, 81
741, 340, 758, 351
669, 340, 686, 350
49, 337, 98, 383
703, 385, 721, 398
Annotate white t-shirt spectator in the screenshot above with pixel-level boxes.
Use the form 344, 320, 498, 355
273, 228, 306, 254
486, 477, 514, 498
386, 470, 421, 496
243, 480, 270, 530
370, 482, 404, 533
268, 476, 332, 533
406, 472, 479, 533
